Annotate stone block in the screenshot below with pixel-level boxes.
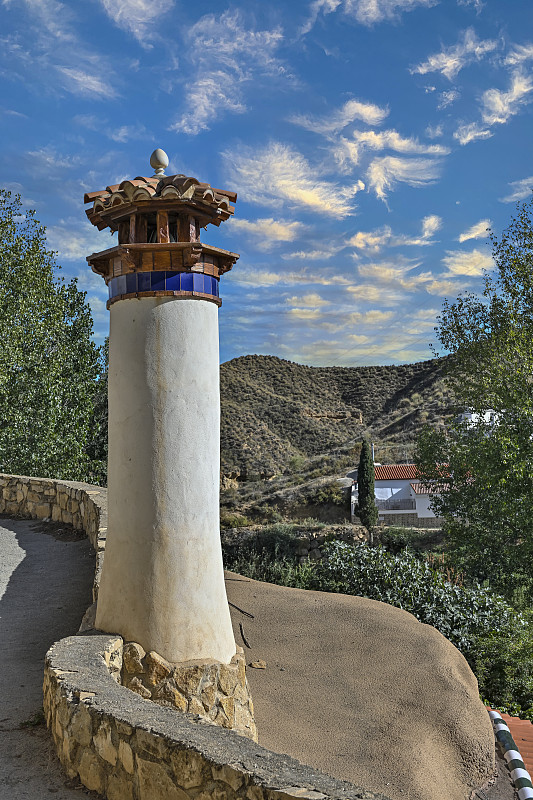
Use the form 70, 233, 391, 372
77, 750, 106, 795
118, 739, 134, 774
152, 680, 188, 712
36, 502, 51, 518
123, 642, 146, 674
187, 697, 204, 716
136, 756, 189, 800
93, 720, 117, 765
212, 763, 244, 791
200, 682, 216, 710
52, 505, 62, 522
219, 696, 235, 723
107, 771, 134, 800
218, 664, 238, 696
61, 510, 73, 525
69, 703, 93, 747
145, 650, 172, 687
173, 663, 204, 696
127, 677, 151, 699
170, 749, 205, 789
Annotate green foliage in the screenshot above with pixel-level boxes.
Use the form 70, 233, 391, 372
473, 620, 533, 720
357, 440, 378, 528
416, 198, 533, 603
0, 191, 101, 481
310, 541, 520, 656
307, 480, 347, 507
220, 512, 253, 528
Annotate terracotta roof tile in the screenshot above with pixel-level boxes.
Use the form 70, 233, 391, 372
84, 173, 236, 231
374, 464, 419, 481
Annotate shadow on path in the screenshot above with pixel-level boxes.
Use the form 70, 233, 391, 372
0, 518, 96, 799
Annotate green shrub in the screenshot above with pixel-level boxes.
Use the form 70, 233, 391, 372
472, 620, 533, 720
309, 541, 523, 660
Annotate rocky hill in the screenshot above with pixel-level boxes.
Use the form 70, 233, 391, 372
220, 354, 454, 479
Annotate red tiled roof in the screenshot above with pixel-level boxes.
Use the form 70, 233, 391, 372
374, 464, 418, 481
84, 174, 236, 231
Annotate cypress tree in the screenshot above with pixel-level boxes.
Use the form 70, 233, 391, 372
358, 440, 378, 530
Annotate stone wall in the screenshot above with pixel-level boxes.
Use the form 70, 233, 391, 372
377, 513, 443, 529
5, 471, 391, 800
44, 632, 391, 800
0, 472, 107, 602
121, 643, 257, 741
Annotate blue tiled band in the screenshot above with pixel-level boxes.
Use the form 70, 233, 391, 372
108, 272, 219, 300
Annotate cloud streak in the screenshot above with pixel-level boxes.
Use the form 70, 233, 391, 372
458, 219, 491, 242
99, 0, 174, 45
171, 10, 284, 134
290, 98, 388, 136
366, 156, 442, 200
411, 28, 498, 80
223, 142, 362, 217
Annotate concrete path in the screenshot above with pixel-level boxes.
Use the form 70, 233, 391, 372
0, 518, 95, 799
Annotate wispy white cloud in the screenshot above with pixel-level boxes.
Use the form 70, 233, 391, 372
108, 124, 150, 143
223, 141, 362, 217
2, 0, 118, 99
504, 43, 533, 67
499, 176, 533, 203
481, 71, 533, 126
282, 244, 341, 261
334, 128, 448, 170
348, 215, 441, 251
458, 218, 491, 242
410, 28, 498, 80
437, 89, 460, 109
171, 10, 284, 135
286, 293, 330, 307
56, 67, 116, 99
231, 267, 351, 288
457, 0, 483, 12
302, 0, 437, 33
442, 248, 493, 276
230, 218, 304, 250
453, 121, 492, 145
99, 0, 174, 46
366, 156, 442, 200
290, 98, 388, 136
425, 123, 443, 139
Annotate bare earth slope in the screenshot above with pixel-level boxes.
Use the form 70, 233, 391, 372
226, 572, 495, 800
220, 355, 452, 477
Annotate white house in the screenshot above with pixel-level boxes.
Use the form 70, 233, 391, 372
351, 464, 443, 528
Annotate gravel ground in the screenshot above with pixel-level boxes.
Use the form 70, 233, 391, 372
0, 518, 97, 799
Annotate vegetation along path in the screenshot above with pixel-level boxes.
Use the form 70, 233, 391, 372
0, 518, 94, 798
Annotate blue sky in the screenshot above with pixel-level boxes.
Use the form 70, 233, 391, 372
1, 0, 532, 366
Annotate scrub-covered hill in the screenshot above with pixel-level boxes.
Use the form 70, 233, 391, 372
220, 354, 454, 478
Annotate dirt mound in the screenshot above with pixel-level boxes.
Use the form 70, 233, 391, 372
226, 573, 495, 800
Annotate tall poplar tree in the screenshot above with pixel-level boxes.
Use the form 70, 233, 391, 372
358, 439, 378, 530
416, 198, 533, 603
0, 189, 102, 480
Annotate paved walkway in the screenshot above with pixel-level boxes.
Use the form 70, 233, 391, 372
0, 518, 95, 799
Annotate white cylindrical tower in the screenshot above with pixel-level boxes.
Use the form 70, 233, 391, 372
85, 151, 240, 665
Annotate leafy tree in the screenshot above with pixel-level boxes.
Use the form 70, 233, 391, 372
357, 439, 378, 529
0, 189, 102, 481
416, 198, 533, 603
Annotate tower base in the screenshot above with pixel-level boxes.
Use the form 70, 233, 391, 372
121, 642, 257, 741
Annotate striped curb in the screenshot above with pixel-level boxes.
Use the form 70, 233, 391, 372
489, 709, 533, 800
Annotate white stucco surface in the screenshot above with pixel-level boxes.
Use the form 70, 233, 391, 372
95, 297, 236, 664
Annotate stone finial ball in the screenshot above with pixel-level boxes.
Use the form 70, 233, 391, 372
150, 148, 169, 176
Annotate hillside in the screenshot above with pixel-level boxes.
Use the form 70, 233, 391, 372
220, 354, 454, 478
